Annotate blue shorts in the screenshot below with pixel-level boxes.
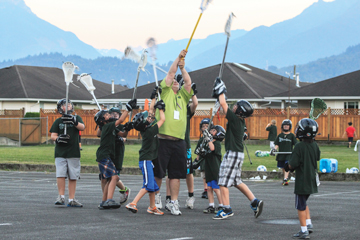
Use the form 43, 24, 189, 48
139, 160, 159, 192
277, 160, 288, 168
295, 194, 310, 211
98, 158, 117, 179
207, 180, 220, 189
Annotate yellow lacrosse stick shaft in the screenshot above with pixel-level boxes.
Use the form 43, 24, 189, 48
185, 13, 203, 51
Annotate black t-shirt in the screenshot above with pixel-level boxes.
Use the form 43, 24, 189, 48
266, 125, 277, 141
96, 122, 116, 162
274, 133, 297, 161
204, 140, 222, 183
139, 124, 159, 161
225, 110, 245, 152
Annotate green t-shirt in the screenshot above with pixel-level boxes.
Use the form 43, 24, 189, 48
204, 140, 222, 183
224, 110, 245, 152
266, 125, 277, 141
50, 115, 84, 158
113, 124, 125, 170
155, 79, 193, 139
289, 141, 321, 195
274, 133, 297, 161
139, 124, 159, 161
185, 105, 195, 149
96, 122, 116, 162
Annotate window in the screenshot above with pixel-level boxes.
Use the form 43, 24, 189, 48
344, 102, 359, 109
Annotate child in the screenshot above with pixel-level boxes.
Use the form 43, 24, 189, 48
126, 100, 166, 215
201, 125, 224, 214
95, 99, 136, 209
285, 118, 321, 239
266, 120, 277, 150
211, 78, 263, 220
271, 119, 297, 185
50, 99, 85, 207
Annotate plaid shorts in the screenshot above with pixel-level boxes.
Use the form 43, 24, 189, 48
98, 158, 117, 179
218, 151, 244, 187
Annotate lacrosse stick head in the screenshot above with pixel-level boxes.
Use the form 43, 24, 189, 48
62, 62, 77, 85
146, 37, 157, 60
57, 98, 74, 114
77, 73, 96, 93
200, 0, 213, 12
309, 98, 327, 120
122, 46, 141, 62
139, 49, 148, 71
224, 12, 236, 37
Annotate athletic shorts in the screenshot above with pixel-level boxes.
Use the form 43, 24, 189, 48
153, 139, 187, 179
98, 158, 117, 179
186, 148, 193, 174
98, 171, 120, 181
55, 157, 81, 180
295, 194, 310, 211
139, 160, 159, 192
207, 180, 220, 189
277, 160, 288, 168
348, 137, 354, 143
78, 135, 81, 143
218, 151, 244, 187
270, 141, 275, 149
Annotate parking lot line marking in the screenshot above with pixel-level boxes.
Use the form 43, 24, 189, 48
0, 223, 12, 226
314, 190, 360, 197
168, 238, 193, 240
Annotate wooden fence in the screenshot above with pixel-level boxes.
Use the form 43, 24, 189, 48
36, 107, 360, 141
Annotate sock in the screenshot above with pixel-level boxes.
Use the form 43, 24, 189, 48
166, 195, 171, 201
68, 199, 73, 202
224, 205, 230, 209
306, 219, 312, 225
204, 189, 208, 192
60, 195, 65, 199
170, 200, 175, 204
101, 201, 105, 204
219, 204, 224, 207
250, 198, 258, 207
209, 203, 215, 207
188, 192, 194, 197
301, 226, 308, 232
119, 186, 127, 192
106, 199, 113, 202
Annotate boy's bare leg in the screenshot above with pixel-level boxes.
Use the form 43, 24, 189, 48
207, 186, 214, 203
283, 168, 289, 179
131, 188, 148, 205
155, 177, 162, 193
220, 186, 230, 205
117, 180, 125, 190
107, 175, 119, 200
186, 174, 194, 193
297, 206, 309, 227
57, 177, 66, 195
68, 179, 77, 199
149, 192, 156, 208
235, 183, 255, 201
213, 188, 223, 205
166, 177, 170, 196
102, 181, 109, 201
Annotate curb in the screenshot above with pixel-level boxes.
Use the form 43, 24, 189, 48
0, 163, 359, 181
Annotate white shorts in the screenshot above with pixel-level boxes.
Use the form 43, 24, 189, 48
270, 141, 275, 150
218, 151, 244, 187
55, 157, 81, 180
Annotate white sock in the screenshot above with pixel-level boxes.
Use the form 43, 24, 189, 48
250, 198, 256, 203
301, 226, 308, 232
219, 204, 224, 207
170, 200, 175, 204
306, 219, 312, 225
68, 199, 73, 202
60, 195, 65, 199
209, 203, 215, 207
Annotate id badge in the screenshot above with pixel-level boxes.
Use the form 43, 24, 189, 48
174, 110, 180, 120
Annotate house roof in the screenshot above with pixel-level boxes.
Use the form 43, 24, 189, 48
267, 69, 360, 100
0, 65, 127, 102
98, 63, 311, 101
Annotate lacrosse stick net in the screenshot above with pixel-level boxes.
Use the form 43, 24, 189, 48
147, 37, 161, 100
77, 73, 101, 110
309, 98, 327, 120
62, 61, 77, 134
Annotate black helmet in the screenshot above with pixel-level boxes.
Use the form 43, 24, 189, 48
57, 98, 74, 114
200, 118, 211, 131
235, 100, 253, 118
295, 118, 318, 139
211, 125, 226, 142
132, 111, 150, 131
94, 110, 108, 126
281, 119, 292, 131
109, 107, 122, 118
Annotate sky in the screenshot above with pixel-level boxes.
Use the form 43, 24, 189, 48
23, 0, 335, 51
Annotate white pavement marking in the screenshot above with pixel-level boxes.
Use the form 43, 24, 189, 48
314, 190, 360, 197
168, 238, 193, 240
0, 223, 12, 226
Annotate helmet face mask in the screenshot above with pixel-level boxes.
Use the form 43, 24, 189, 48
109, 107, 122, 119
281, 119, 292, 132
57, 99, 74, 114
210, 125, 226, 142
94, 110, 109, 126
133, 111, 151, 131
234, 100, 253, 118
200, 118, 211, 132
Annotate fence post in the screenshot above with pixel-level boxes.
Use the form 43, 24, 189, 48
286, 106, 290, 119
22, 107, 25, 117
327, 107, 331, 142
18, 118, 21, 147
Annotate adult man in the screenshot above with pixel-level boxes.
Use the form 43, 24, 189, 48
50, 99, 86, 207
153, 49, 193, 215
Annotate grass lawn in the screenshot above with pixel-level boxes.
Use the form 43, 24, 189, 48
0, 143, 358, 173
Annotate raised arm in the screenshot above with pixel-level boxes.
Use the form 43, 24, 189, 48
179, 59, 192, 94
165, 50, 187, 87
189, 95, 198, 114
219, 93, 228, 114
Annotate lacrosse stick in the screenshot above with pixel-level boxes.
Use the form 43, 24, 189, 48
185, 0, 213, 51
77, 73, 101, 110
123, 46, 167, 74
309, 98, 327, 120
146, 37, 161, 100
219, 12, 235, 79
243, 141, 252, 165
273, 152, 292, 155
62, 61, 78, 135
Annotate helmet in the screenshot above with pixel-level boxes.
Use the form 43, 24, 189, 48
94, 110, 108, 126
132, 111, 150, 131
200, 118, 211, 131
175, 74, 184, 89
57, 98, 74, 114
295, 118, 318, 139
281, 119, 292, 131
109, 107, 122, 118
211, 125, 226, 142
235, 100, 253, 118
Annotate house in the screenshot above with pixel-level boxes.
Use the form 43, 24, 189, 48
97, 62, 311, 110
0, 65, 127, 113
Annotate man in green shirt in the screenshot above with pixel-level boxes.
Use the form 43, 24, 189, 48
50, 99, 85, 207
153, 49, 193, 216
266, 120, 277, 149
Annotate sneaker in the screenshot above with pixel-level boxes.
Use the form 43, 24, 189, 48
203, 206, 215, 214
155, 193, 162, 209
119, 187, 131, 205
307, 224, 313, 234
98, 202, 105, 210
103, 199, 120, 209
215, 206, 224, 214
67, 199, 83, 207
147, 206, 164, 216
250, 199, 264, 218
283, 179, 289, 186
292, 230, 310, 239
169, 200, 182, 216
55, 195, 65, 205
126, 203, 138, 213
165, 199, 171, 211
201, 191, 208, 199
212, 209, 233, 220
185, 196, 195, 209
